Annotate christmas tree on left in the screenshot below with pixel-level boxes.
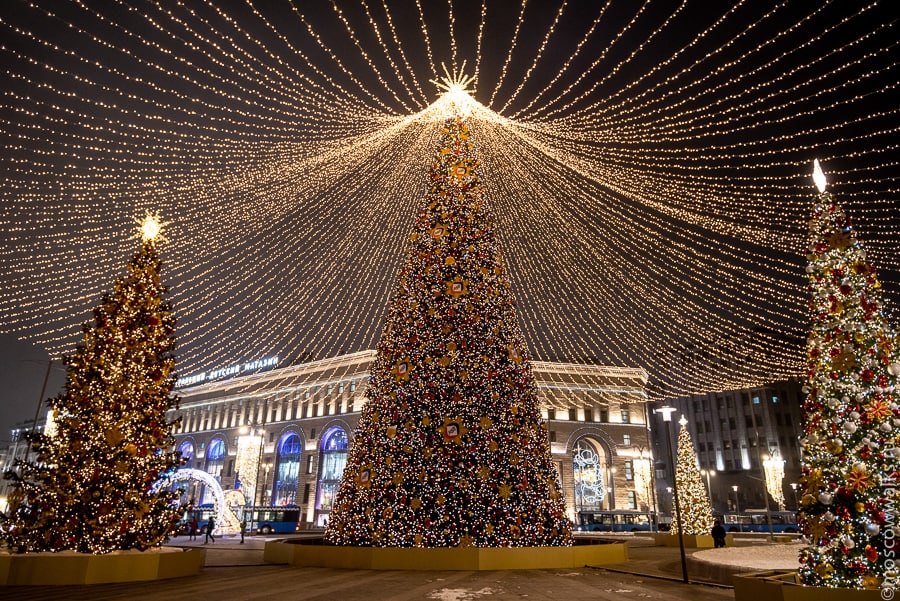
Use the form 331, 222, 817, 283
2, 214, 183, 554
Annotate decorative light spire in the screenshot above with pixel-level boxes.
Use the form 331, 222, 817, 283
812, 159, 827, 194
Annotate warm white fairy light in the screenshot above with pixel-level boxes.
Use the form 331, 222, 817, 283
0, 1, 895, 405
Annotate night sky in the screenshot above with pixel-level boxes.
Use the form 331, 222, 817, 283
0, 0, 897, 438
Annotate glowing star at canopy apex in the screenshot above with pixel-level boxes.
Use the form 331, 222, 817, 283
429, 63, 482, 119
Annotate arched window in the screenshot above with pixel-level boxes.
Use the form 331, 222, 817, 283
203, 438, 226, 504
179, 441, 194, 464
273, 432, 302, 506
573, 439, 606, 513
316, 428, 348, 526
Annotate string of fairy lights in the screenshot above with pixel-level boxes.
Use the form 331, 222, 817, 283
0, 0, 897, 403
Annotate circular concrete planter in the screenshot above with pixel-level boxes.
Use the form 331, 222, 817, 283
265, 538, 627, 571
653, 533, 715, 548
733, 571, 884, 600
0, 546, 205, 585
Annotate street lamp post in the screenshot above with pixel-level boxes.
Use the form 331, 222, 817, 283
657, 405, 688, 584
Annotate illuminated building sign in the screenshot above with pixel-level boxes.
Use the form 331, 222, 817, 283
176, 356, 279, 388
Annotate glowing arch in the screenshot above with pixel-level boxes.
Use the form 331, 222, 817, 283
161, 468, 239, 534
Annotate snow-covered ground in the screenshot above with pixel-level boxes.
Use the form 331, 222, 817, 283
693, 542, 803, 570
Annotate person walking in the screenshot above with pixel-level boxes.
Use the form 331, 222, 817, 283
189, 517, 199, 541
204, 515, 216, 544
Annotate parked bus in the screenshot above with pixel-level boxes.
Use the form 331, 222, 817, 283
242, 505, 302, 534
721, 510, 799, 533
575, 510, 657, 532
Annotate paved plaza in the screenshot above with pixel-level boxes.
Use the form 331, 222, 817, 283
0, 534, 784, 600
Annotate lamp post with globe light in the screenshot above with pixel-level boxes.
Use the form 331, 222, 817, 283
657, 405, 688, 584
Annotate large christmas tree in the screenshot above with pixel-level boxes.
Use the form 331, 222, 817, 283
325, 113, 572, 548
2, 215, 183, 554
670, 417, 714, 535
797, 161, 900, 589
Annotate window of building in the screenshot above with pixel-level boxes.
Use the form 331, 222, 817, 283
549, 430, 557, 442
179, 441, 194, 462
752, 396, 760, 404
316, 429, 349, 526
728, 417, 736, 430
723, 440, 731, 450
547, 408, 556, 420
226, 459, 234, 477
600, 409, 609, 423
306, 454, 314, 474
568, 408, 578, 421
573, 440, 606, 511
304, 483, 311, 503
203, 438, 226, 504
623, 434, 631, 446
627, 491, 637, 509
621, 408, 630, 424
584, 407, 593, 422
624, 460, 633, 480
273, 432, 302, 506
696, 422, 703, 433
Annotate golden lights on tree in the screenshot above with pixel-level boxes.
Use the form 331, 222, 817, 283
1, 217, 183, 554
325, 112, 571, 548
797, 161, 899, 591
670, 417, 714, 536
0, 2, 895, 405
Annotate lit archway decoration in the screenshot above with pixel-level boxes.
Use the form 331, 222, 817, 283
158, 468, 239, 534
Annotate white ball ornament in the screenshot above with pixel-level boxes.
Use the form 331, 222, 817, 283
866, 523, 881, 536
823, 511, 835, 521
820, 493, 833, 505
843, 422, 857, 433
842, 536, 855, 549
888, 363, 900, 377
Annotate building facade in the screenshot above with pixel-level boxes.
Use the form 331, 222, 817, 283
168, 351, 652, 528
649, 378, 804, 516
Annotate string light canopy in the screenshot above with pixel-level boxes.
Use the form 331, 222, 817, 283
0, 1, 896, 403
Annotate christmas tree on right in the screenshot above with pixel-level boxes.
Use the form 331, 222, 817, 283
798, 160, 900, 590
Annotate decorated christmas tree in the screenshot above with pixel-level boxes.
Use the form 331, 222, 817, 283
797, 161, 899, 590
670, 417, 714, 535
2, 215, 183, 554
325, 100, 571, 548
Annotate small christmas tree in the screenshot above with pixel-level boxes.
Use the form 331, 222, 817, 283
325, 83, 571, 548
670, 417, 714, 535
2, 214, 183, 554
798, 161, 899, 590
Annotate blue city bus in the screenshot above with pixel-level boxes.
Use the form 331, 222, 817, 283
243, 505, 302, 534
721, 510, 799, 533
575, 510, 657, 532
